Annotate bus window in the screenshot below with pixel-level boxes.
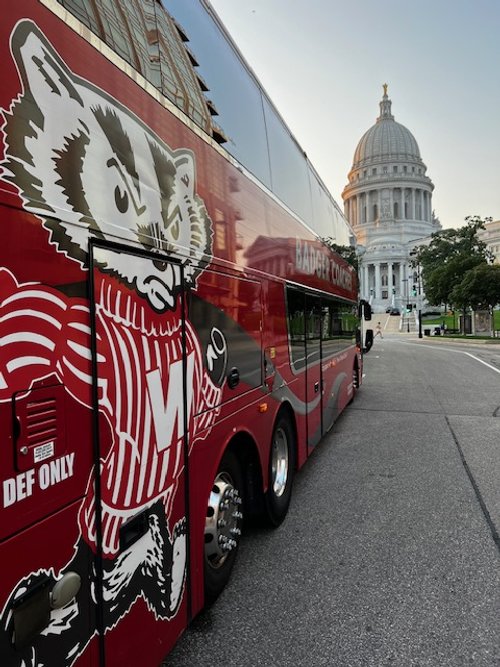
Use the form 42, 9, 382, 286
286, 287, 306, 372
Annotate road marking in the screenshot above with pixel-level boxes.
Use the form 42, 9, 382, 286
462, 351, 500, 375
396, 339, 500, 375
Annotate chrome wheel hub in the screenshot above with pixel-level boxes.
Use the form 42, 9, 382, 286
205, 472, 242, 568
271, 427, 289, 497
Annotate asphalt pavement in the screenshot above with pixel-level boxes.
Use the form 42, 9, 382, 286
166, 333, 500, 667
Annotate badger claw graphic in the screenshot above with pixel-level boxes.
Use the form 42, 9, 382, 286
170, 517, 187, 614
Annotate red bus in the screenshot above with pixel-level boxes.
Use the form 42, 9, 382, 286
0, 2, 369, 665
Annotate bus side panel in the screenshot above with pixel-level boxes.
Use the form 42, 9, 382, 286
265, 281, 309, 468
0, 502, 97, 667
0, 208, 95, 667
322, 346, 357, 433
187, 267, 266, 612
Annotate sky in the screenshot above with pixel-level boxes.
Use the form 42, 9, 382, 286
209, 0, 500, 229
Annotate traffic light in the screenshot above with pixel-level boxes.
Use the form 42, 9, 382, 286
412, 284, 417, 296
392, 287, 395, 294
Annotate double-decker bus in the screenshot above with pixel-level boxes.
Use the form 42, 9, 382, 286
0, 1, 370, 665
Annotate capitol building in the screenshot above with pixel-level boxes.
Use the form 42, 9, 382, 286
342, 86, 441, 312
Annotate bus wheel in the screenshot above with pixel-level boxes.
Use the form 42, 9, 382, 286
351, 363, 360, 400
264, 415, 295, 527
204, 450, 244, 603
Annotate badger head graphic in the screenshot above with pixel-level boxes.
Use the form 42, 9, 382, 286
1, 21, 213, 312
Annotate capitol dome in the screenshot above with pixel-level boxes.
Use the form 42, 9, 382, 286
352, 88, 422, 168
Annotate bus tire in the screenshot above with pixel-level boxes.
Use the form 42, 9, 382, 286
264, 415, 295, 527
350, 362, 359, 403
204, 450, 244, 603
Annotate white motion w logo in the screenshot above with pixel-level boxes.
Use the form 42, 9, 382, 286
146, 352, 195, 452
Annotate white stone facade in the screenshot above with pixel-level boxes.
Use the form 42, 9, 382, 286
342, 87, 441, 312
478, 219, 500, 264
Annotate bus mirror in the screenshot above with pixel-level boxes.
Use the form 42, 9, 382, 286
358, 299, 372, 321
364, 329, 373, 353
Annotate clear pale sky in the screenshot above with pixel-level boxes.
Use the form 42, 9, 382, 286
209, 0, 500, 229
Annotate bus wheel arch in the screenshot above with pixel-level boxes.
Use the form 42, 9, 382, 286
264, 404, 297, 527
203, 432, 262, 603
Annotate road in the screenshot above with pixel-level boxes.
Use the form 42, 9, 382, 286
166, 335, 500, 666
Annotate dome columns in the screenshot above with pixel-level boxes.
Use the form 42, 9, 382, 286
345, 185, 433, 226
360, 259, 411, 306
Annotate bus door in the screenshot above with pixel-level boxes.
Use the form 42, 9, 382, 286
90, 242, 190, 666
305, 293, 323, 451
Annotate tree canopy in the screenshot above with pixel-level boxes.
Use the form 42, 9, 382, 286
450, 263, 500, 311
322, 238, 358, 272
411, 216, 493, 306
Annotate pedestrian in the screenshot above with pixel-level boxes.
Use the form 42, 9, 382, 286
374, 321, 383, 339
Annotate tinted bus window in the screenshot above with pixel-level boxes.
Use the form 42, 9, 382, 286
333, 206, 352, 246
305, 293, 322, 366
164, 0, 272, 188
310, 171, 337, 240
263, 97, 313, 226
286, 287, 306, 371
322, 297, 358, 356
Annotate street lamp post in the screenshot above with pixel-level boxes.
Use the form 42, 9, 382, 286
409, 249, 423, 339
417, 266, 423, 338
402, 277, 410, 332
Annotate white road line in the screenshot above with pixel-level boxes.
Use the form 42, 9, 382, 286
396, 339, 500, 375
462, 351, 500, 375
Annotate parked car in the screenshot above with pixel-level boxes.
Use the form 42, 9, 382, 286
390, 308, 400, 316
385, 306, 392, 313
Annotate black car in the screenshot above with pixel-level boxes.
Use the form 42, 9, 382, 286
390, 308, 400, 316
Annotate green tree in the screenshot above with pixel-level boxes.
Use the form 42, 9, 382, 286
411, 216, 493, 306
322, 238, 358, 272
450, 263, 500, 311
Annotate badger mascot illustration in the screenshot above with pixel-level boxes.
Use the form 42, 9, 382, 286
0, 21, 225, 666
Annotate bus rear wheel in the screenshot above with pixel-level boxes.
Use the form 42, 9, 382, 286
264, 415, 295, 527
351, 363, 360, 401
204, 450, 244, 603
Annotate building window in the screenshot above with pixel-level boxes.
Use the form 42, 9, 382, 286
382, 290, 388, 299
393, 166, 398, 173
372, 168, 377, 175
373, 204, 378, 220
403, 166, 407, 173
394, 202, 399, 218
